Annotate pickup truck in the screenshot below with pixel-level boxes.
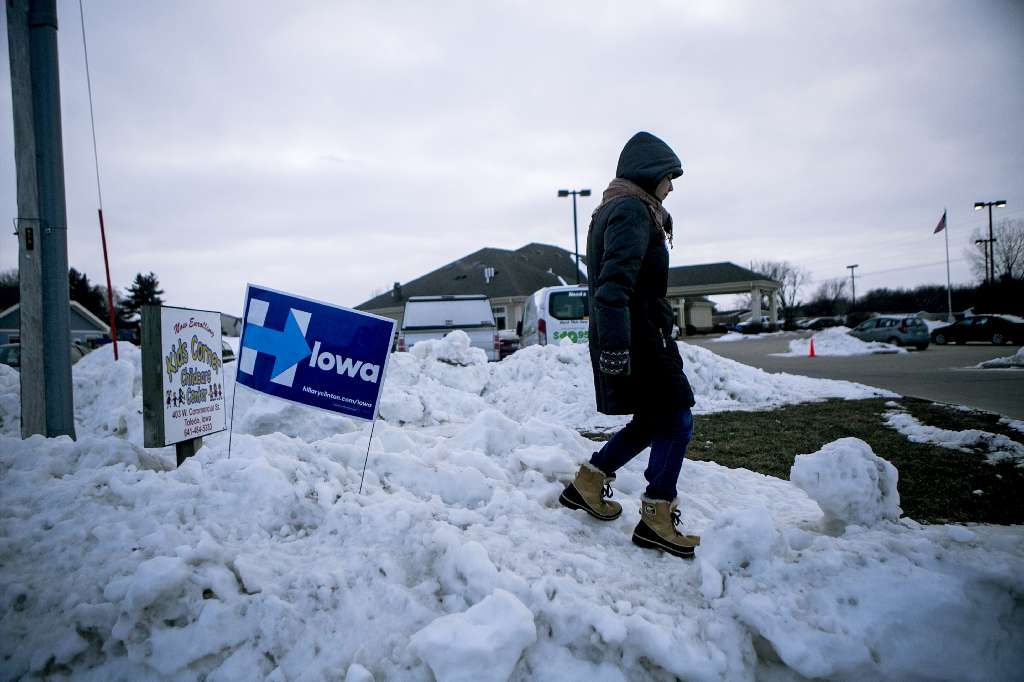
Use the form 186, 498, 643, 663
398, 295, 499, 361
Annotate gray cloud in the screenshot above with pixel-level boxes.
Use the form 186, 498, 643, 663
2, 0, 1022, 314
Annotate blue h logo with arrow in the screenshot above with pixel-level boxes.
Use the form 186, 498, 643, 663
239, 298, 312, 387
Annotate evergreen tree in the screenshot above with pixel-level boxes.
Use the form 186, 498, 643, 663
121, 272, 165, 321
0, 270, 18, 312
68, 268, 108, 320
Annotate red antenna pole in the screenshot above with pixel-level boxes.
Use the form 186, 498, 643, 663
79, 0, 117, 359
97, 208, 118, 359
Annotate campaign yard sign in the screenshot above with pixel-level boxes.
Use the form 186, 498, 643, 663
236, 285, 395, 421
141, 305, 227, 448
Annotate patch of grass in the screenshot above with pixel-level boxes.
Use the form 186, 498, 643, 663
584, 398, 1024, 525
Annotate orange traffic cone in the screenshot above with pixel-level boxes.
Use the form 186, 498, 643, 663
808, 337, 816, 358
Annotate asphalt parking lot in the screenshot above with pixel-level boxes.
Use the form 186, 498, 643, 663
686, 333, 1024, 419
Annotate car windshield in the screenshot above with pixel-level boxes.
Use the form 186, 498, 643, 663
549, 291, 588, 321
1000, 315, 1024, 324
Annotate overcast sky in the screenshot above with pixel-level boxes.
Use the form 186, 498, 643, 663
2, 0, 1023, 314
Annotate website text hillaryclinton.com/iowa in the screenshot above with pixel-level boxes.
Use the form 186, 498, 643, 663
302, 385, 372, 409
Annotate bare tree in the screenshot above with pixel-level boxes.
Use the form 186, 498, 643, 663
814, 278, 848, 314
966, 218, 1024, 283
747, 260, 811, 321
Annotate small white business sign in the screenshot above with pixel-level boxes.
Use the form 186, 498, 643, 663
142, 306, 227, 448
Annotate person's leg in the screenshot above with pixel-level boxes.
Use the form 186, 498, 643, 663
642, 408, 694, 501
562, 413, 654, 521
631, 408, 699, 558
588, 412, 656, 475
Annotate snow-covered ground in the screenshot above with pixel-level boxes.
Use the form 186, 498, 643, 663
975, 346, 1024, 369
1001, 416, 1024, 435
775, 326, 906, 357
1, 336, 1022, 681
882, 405, 1024, 466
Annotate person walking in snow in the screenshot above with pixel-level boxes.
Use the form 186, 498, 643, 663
559, 131, 700, 559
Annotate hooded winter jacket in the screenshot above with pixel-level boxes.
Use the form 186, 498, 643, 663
587, 132, 696, 415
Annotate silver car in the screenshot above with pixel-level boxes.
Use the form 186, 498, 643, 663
849, 316, 930, 350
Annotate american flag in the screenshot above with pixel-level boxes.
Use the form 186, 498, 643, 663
933, 210, 946, 234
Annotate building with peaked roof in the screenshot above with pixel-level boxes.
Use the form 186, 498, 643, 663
356, 244, 780, 334
356, 243, 586, 331
0, 300, 111, 345
666, 262, 783, 331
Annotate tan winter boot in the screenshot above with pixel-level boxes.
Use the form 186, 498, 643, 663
559, 462, 623, 521
632, 496, 700, 558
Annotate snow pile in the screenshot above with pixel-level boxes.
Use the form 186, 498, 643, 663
409, 329, 489, 367
884, 409, 1024, 466
975, 346, 1024, 369
679, 342, 896, 414
777, 327, 907, 357
4, 427, 1023, 681
923, 319, 953, 332
4, 338, 1024, 680
790, 437, 901, 526
1000, 416, 1024, 435
0, 363, 18, 435
71, 344, 146, 442
694, 508, 1023, 681
709, 331, 790, 343
378, 334, 893, 432
410, 589, 536, 682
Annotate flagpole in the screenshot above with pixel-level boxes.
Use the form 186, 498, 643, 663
944, 208, 953, 323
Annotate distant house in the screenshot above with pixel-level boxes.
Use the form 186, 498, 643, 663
0, 301, 110, 345
356, 244, 780, 335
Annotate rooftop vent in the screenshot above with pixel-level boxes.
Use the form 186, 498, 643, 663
391, 282, 402, 300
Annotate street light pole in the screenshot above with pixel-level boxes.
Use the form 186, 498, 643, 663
846, 264, 859, 310
558, 188, 591, 285
974, 238, 992, 284
974, 200, 1007, 284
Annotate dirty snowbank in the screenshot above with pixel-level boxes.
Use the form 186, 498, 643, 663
1, 334, 893, 441
2, 422, 1022, 680
975, 346, 1024, 369
383, 333, 894, 432
2, 341, 1023, 680
776, 327, 906, 357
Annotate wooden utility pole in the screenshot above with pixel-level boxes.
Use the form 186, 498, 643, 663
7, 0, 76, 438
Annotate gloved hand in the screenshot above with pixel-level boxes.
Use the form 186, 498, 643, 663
599, 349, 630, 376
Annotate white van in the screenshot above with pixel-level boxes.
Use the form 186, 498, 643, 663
518, 285, 589, 347
398, 295, 499, 361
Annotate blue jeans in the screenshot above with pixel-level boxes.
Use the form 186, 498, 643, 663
589, 408, 694, 501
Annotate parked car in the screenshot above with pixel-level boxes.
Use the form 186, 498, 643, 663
931, 315, 1024, 346
518, 285, 589, 347
398, 295, 499, 361
804, 316, 843, 331
849, 315, 930, 350
0, 342, 91, 369
733, 319, 764, 334
732, 315, 783, 334
221, 340, 236, 363
497, 329, 520, 359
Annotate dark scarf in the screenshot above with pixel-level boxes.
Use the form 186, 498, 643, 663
592, 178, 674, 248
